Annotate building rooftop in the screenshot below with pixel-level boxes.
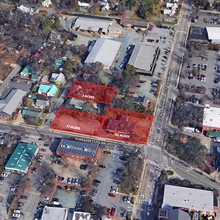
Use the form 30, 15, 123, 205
85, 38, 121, 68
72, 212, 91, 220
162, 185, 214, 212
57, 139, 99, 158
21, 109, 42, 118
168, 209, 191, 220
128, 44, 159, 74
106, 115, 135, 135
206, 27, 220, 40
120, 18, 149, 28
20, 65, 35, 76
5, 142, 38, 173
38, 84, 58, 96
73, 17, 112, 33
0, 89, 26, 116
41, 206, 68, 220
203, 107, 220, 129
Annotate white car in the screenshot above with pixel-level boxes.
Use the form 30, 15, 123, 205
12, 213, 21, 217
42, 196, 49, 201
14, 210, 21, 214
213, 137, 220, 143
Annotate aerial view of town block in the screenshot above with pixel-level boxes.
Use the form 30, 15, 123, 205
1, 0, 220, 219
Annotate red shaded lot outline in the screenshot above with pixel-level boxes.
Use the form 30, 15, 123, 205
50, 108, 105, 136
51, 107, 154, 144
67, 81, 116, 104
100, 108, 154, 144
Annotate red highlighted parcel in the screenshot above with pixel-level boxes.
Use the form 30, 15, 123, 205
50, 108, 154, 144
100, 108, 154, 144
67, 81, 116, 104
50, 108, 105, 136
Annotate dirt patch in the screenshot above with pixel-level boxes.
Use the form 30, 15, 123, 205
0, 64, 13, 81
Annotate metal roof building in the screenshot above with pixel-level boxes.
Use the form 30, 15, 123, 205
162, 185, 214, 212
56, 139, 100, 162
128, 44, 160, 76
72, 17, 112, 34
206, 27, 220, 43
5, 143, 38, 174
0, 88, 26, 116
84, 38, 121, 69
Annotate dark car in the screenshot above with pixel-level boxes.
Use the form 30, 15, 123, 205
99, 165, 106, 168
80, 164, 88, 170
0, 177, 4, 181
51, 198, 59, 202
113, 179, 121, 185
93, 179, 101, 184
20, 195, 28, 200
119, 156, 128, 161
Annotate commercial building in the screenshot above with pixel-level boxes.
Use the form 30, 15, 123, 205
85, 38, 121, 69
56, 139, 101, 162
5, 142, 38, 174
162, 185, 214, 214
128, 44, 160, 76
206, 27, 220, 44
72, 212, 91, 220
0, 88, 26, 117
72, 17, 112, 35
202, 107, 220, 132
41, 207, 68, 220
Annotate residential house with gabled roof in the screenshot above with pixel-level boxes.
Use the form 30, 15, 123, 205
38, 84, 58, 97
50, 72, 66, 85
35, 99, 50, 109
20, 65, 35, 77
21, 109, 42, 118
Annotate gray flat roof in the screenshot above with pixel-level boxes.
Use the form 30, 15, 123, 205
0, 89, 26, 116
162, 185, 213, 212
41, 206, 68, 220
57, 139, 99, 158
128, 44, 158, 72
73, 17, 111, 33
85, 38, 121, 68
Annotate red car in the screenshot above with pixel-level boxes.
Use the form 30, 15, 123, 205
107, 208, 111, 216
108, 193, 116, 198
110, 207, 116, 216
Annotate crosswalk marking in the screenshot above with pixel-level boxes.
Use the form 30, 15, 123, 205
145, 159, 164, 169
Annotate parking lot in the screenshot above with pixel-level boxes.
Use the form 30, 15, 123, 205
181, 49, 220, 104
0, 173, 19, 220
93, 150, 133, 218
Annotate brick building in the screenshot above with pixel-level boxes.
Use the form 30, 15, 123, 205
56, 139, 101, 163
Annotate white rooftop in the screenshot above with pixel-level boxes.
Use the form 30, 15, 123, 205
206, 27, 220, 40
203, 107, 220, 128
41, 206, 68, 220
85, 38, 121, 68
128, 44, 157, 72
162, 185, 213, 212
72, 212, 91, 220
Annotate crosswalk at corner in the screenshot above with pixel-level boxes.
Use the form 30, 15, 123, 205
147, 143, 162, 151
145, 159, 164, 169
